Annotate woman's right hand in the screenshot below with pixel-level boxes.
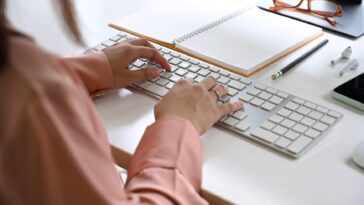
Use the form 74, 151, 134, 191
154, 76, 244, 135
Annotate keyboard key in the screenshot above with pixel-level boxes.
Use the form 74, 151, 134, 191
266, 87, 278, 94
188, 65, 200, 72
328, 111, 341, 119
208, 66, 220, 72
101, 40, 116, 47
219, 69, 230, 76
304, 101, 317, 109
312, 121, 328, 132
209, 72, 220, 79
169, 74, 182, 82
185, 72, 197, 79
179, 55, 190, 61
170, 65, 179, 72
175, 68, 188, 76
308, 110, 323, 120
132, 59, 146, 68
277, 108, 292, 117
110, 34, 122, 42
250, 97, 264, 106
292, 97, 305, 104
160, 71, 173, 79
305, 128, 320, 138
229, 73, 241, 80
189, 58, 200, 65
224, 117, 239, 127
301, 117, 316, 127
287, 136, 312, 154
232, 111, 247, 120
254, 83, 267, 90
139, 81, 169, 97
169, 58, 182, 65
217, 76, 230, 84
179, 62, 191, 69
275, 137, 292, 148
261, 101, 276, 111
93, 44, 107, 51
316, 106, 329, 114
320, 115, 336, 125
199, 62, 210, 69
170, 52, 180, 58
292, 124, 308, 133
269, 96, 284, 105
296, 106, 311, 115
239, 78, 252, 85
285, 130, 300, 140
227, 80, 246, 90
269, 114, 284, 123
194, 76, 204, 83
239, 93, 253, 102
288, 112, 304, 122
261, 120, 276, 130
285, 102, 300, 111
228, 87, 239, 96
198, 68, 211, 76
247, 88, 261, 96
235, 122, 250, 132
117, 33, 127, 38
258, 91, 272, 100
159, 47, 171, 54
156, 78, 169, 86
252, 127, 279, 143
165, 82, 174, 90
272, 125, 288, 135
280, 119, 296, 128
277, 91, 289, 99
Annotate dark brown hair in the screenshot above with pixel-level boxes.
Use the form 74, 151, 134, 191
0, 0, 83, 70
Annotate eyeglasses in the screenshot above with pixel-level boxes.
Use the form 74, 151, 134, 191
269, 0, 343, 26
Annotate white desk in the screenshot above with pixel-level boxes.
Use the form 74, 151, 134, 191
9, 0, 364, 204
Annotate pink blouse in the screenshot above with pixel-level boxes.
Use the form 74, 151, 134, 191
0, 31, 207, 205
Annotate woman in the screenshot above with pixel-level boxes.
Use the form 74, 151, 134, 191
0, 0, 243, 204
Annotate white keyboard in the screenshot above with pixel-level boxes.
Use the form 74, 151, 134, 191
90, 32, 342, 158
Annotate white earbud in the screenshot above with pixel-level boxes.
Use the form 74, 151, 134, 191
338, 59, 359, 77
331, 46, 352, 65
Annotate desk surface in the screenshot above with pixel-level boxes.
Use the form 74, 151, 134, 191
9, 0, 364, 204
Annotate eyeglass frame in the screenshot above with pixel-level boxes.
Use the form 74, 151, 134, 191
270, 0, 343, 26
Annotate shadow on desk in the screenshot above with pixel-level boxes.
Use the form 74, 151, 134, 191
346, 158, 364, 175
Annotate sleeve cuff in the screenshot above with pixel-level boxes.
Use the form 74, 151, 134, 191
127, 116, 203, 191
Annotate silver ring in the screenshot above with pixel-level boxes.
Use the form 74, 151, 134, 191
211, 89, 221, 101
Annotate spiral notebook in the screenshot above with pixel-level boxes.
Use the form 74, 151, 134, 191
110, 2, 323, 76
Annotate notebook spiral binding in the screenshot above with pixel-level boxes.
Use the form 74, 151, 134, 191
173, 6, 252, 44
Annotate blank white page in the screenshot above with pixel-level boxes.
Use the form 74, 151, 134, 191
178, 8, 322, 74
110, 1, 244, 44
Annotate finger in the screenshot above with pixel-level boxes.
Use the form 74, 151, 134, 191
176, 77, 194, 85
209, 84, 227, 101
200, 76, 217, 90
126, 67, 160, 84
131, 47, 171, 71
126, 38, 155, 49
218, 101, 244, 117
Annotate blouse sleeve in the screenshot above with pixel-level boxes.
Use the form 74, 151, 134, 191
60, 51, 115, 97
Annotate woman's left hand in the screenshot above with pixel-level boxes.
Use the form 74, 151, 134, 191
103, 38, 171, 88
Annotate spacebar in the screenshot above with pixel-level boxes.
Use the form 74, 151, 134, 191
138, 82, 169, 97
